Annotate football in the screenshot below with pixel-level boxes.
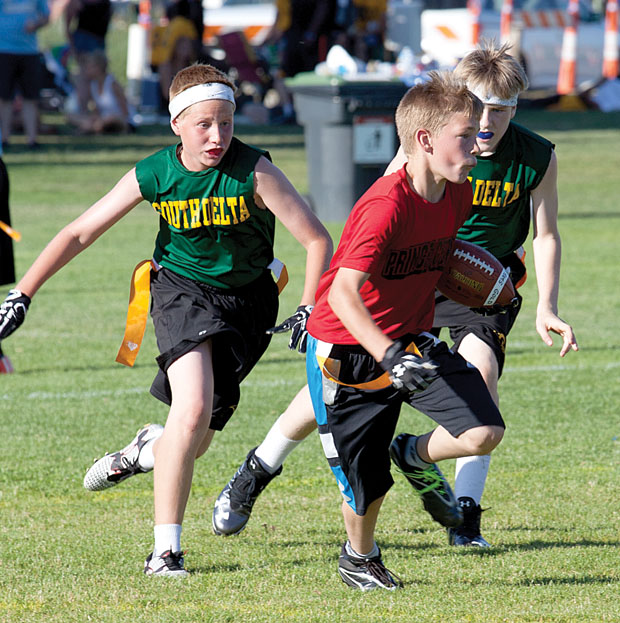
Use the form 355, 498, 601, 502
437, 240, 516, 308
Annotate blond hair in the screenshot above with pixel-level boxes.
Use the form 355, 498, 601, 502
395, 71, 483, 157
455, 40, 528, 102
169, 63, 236, 103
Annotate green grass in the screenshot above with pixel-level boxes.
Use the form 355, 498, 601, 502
1, 109, 619, 623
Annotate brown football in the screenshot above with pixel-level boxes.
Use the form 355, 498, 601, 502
437, 240, 516, 308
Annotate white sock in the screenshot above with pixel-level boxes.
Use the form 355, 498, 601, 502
345, 540, 379, 559
454, 454, 491, 505
137, 435, 160, 471
254, 418, 302, 474
154, 524, 182, 556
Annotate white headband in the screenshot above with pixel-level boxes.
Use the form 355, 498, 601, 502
468, 84, 518, 107
169, 83, 236, 119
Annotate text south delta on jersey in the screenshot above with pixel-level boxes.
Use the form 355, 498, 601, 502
470, 178, 522, 208
152, 195, 252, 230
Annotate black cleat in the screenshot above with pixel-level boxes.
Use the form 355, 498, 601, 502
338, 543, 403, 591
448, 497, 491, 547
212, 448, 282, 536
144, 550, 189, 577
390, 433, 463, 528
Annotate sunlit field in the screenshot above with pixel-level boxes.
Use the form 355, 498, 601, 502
1, 103, 619, 622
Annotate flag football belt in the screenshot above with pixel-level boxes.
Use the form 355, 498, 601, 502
115, 258, 289, 367
499, 246, 527, 290
314, 339, 422, 391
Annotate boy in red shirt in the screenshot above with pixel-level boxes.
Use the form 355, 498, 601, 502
305, 71, 505, 590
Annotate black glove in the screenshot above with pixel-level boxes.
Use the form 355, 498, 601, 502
0, 289, 31, 340
266, 305, 313, 353
380, 341, 439, 394
471, 296, 520, 317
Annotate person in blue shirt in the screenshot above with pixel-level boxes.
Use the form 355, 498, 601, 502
0, 0, 50, 148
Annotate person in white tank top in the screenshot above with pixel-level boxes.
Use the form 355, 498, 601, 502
66, 49, 130, 134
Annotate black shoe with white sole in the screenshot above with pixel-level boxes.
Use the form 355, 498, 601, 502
338, 543, 403, 591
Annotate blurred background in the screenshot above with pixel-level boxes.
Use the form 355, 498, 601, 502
14, 0, 616, 131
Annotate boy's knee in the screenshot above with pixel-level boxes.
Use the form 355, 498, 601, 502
459, 425, 504, 455
171, 398, 212, 435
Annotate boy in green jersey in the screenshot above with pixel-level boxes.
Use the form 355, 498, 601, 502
209, 42, 578, 547
0, 63, 332, 575
386, 41, 578, 547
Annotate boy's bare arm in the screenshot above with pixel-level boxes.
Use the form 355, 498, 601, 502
531, 151, 578, 356
254, 156, 333, 305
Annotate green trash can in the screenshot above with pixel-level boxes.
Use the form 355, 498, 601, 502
288, 76, 409, 222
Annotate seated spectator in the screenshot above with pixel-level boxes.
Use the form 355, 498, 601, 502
264, 0, 335, 123
332, 0, 387, 63
64, 0, 112, 114
65, 50, 130, 134
351, 0, 387, 62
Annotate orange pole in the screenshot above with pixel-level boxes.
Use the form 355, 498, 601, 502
138, 0, 151, 30
603, 0, 619, 79
556, 0, 579, 94
467, 0, 482, 47
500, 0, 514, 44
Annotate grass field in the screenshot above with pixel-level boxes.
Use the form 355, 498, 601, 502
1, 109, 619, 622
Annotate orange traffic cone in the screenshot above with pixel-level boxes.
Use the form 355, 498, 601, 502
468, 0, 482, 47
556, 0, 580, 95
500, 0, 514, 44
603, 0, 619, 79
138, 0, 151, 30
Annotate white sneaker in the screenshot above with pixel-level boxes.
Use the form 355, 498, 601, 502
144, 550, 188, 577
83, 423, 163, 491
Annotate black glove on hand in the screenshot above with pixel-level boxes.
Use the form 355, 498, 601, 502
0, 289, 31, 340
471, 296, 520, 317
266, 305, 313, 353
380, 341, 439, 394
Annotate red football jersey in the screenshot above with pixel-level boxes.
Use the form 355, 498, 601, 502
307, 165, 473, 344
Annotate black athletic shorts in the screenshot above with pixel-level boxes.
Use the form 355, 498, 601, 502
432, 252, 525, 376
149, 267, 279, 430
0, 53, 42, 100
307, 332, 504, 516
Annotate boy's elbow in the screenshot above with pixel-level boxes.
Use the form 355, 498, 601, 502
327, 281, 352, 318
323, 235, 334, 257
309, 232, 333, 257
326, 286, 341, 313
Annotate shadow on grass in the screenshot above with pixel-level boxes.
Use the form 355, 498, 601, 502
188, 561, 245, 574
1, 361, 157, 377
498, 537, 620, 551
559, 211, 620, 219
511, 574, 619, 586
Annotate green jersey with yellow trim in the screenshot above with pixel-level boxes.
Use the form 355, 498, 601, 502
136, 137, 275, 288
457, 122, 554, 259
